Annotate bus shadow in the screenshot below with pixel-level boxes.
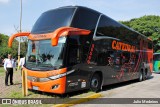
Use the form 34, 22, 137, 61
153, 72, 160, 74
102, 75, 154, 91
147, 75, 154, 80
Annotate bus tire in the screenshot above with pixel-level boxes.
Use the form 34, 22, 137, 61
144, 69, 148, 80
90, 73, 101, 92
138, 71, 143, 82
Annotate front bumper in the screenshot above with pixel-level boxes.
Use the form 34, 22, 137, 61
27, 76, 66, 94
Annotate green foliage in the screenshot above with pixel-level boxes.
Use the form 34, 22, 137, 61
120, 15, 160, 52
0, 67, 4, 74
0, 33, 27, 59
9, 91, 23, 98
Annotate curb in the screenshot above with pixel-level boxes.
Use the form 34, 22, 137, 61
53, 93, 102, 107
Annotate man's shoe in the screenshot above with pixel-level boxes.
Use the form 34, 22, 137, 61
10, 83, 14, 85
5, 84, 9, 86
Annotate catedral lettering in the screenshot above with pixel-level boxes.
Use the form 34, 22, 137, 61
112, 40, 136, 52
32, 34, 46, 38
8, 6, 153, 94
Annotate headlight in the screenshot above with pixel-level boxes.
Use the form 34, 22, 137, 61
27, 76, 50, 82
49, 73, 66, 80
49, 69, 75, 80
39, 78, 50, 82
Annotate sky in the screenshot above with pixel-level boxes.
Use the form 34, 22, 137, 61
0, 0, 160, 36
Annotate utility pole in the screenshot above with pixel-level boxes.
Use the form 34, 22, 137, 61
18, 0, 22, 69
18, 0, 28, 96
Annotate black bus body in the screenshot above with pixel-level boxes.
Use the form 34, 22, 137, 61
23, 6, 153, 93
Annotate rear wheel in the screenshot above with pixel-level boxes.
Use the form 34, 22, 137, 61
144, 69, 148, 80
138, 71, 143, 82
90, 74, 101, 92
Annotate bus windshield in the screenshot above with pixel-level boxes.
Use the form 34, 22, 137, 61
153, 54, 160, 61
31, 7, 75, 34
25, 37, 66, 71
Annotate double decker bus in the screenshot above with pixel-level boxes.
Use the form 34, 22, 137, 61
8, 6, 153, 94
153, 53, 160, 73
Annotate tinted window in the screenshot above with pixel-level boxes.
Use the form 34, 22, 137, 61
71, 7, 99, 31
69, 7, 99, 59
96, 15, 120, 38
67, 44, 81, 66
66, 34, 93, 65
96, 15, 140, 45
31, 8, 75, 34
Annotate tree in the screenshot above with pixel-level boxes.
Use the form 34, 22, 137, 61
0, 33, 27, 58
0, 34, 2, 45
120, 15, 160, 52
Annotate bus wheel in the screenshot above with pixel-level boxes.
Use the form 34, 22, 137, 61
138, 71, 143, 82
144, 69, 148, 80
90, 74, 101, 92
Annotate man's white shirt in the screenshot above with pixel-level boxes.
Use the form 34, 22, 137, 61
19, 57, 25, 68
4, 59, 16, 71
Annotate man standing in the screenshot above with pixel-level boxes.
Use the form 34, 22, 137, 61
18, 57, 25, 88
19, 57, 25, 70
4, 54, 16, 86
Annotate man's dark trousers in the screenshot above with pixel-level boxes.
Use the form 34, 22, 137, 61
5, 68, 13, 85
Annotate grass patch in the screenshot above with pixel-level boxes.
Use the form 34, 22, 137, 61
9, 91, 24, 98
0, 67, 5, 76
0, 67, 4, 73
6, 89, 95, 106
9, 90, 35, 98
8, 90, 57, 98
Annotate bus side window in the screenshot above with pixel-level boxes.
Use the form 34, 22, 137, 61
96, 15, 120, 38
68, 44, 81, 66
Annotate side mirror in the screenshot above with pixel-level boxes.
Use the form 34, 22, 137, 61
8, 32, 30, 48
51, 36, 59, 46
51, 27, 91, 46
8, 27, 91, 47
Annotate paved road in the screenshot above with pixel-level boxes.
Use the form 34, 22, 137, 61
74, 73, 160, 107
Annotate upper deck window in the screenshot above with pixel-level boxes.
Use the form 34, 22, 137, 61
96, 15, 120, 38
31, 8, 75, 34
71, 7, 99, 31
